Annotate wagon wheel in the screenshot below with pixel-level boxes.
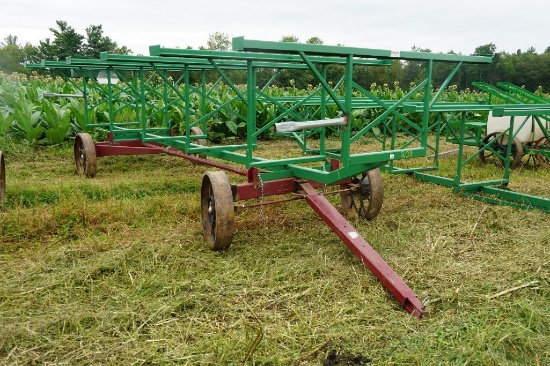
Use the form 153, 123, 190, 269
340, 168, 383, 220
533, 137, 550, 168
478, 132, 523, 168
201, 171, 235, 250
0, 151, 5, 212
190, 127, 207, 162
74, 133, 97, 177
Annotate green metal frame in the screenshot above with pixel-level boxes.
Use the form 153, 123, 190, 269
26, 38, 548, 320
473, 82, 550, 160
399, 102, 550, 212
29, 37, 496, 188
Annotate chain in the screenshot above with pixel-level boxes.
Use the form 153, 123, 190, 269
258, 172, 265, 225
258, 173, 265, 201
322, 164, 327, 193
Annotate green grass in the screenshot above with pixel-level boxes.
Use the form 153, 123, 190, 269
0, 140, 549, 365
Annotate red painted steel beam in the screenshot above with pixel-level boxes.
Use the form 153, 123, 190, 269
235, 178, 349, 200
157, 146, 249, 176
235, 166, 351, 201
235, 178, 298, 200
95, 141, 165, 157
93, 140, 250, 175
298, 182, 427, 318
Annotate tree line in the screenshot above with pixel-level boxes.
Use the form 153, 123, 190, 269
2, 22, 550, 92
0, 21, 130, 74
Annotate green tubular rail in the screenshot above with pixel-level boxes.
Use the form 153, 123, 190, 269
231, 37, 493, 63
473, 82, 526, 104
149, 44, 394, 66
496, 82, 550, 104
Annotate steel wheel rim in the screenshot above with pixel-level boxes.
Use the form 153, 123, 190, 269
201, 171, 234, 250
479, 132, 523, 168
207, 189, 216, 233
74, 133, 97, 177
340, 168, 383, 220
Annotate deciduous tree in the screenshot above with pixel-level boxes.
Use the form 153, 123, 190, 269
206, 32, 231, 51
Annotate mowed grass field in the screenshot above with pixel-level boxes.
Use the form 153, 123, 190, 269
0, 138, 548, 365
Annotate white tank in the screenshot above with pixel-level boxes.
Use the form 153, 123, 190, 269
487, 115, 549, 143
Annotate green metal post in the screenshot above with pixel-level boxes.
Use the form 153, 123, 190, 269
321, 64, 327, 121
453, 112, 467, 191
107, 68, 115, 131
82, 69, 90, 128
201, 70, 207, 130
422, 60, 433, 149
133, 70, 140, 130
140, 67, 147, 135
319, 64, 327, 156
162, 70, 170, 130
246, 60, 256, 165
340, 55, 354, 167
502, 116, 514, 184
184, 66, 191, 150
388, 115, 397, 171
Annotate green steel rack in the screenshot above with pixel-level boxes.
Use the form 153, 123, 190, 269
28, 37, 549, 318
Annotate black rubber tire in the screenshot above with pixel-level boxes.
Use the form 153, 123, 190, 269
201, 171, 235, 250
479, 132, 523, 168
74, 133, 97, 177
340, 168, 383, 220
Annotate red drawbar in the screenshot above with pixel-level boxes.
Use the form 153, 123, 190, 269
299, 182, 427, 318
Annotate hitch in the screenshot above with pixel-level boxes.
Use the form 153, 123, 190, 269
299, 182, 427, 318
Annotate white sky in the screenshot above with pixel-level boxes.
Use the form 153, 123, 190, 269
1, 0, 549, 56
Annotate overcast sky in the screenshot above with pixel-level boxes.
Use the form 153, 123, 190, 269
1, 0, 549, 56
